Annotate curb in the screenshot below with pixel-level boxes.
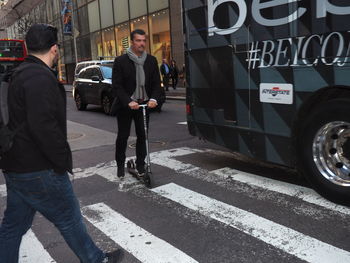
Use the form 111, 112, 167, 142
166, 96, 186, 100
65, 89, 185, 101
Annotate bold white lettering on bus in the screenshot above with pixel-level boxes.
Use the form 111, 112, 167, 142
338, 32, 350, 67
274, 38, 292, 67
321, 32, 344, 65
302, 34, 323, 67
252, 0, 306, 26
208, 0, 350, 37
259, 40, 275, 68
317, 0, 350, 18
208, 0, 247, 36
291, 36, 306, 67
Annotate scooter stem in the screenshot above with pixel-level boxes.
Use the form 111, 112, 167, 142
139, 104, 151, 173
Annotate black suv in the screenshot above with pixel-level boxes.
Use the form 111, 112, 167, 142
73, 65, 115, 114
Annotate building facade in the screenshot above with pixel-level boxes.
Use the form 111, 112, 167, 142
1, 0, 184, 83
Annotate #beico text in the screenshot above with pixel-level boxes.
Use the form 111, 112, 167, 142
246, 31, 350, 69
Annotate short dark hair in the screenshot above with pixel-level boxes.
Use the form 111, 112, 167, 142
130, 29, 146, 41
25, 24, 58, 54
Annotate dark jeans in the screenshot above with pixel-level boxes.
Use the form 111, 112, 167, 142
115, 107, 149, 169
0, 170, 105, 263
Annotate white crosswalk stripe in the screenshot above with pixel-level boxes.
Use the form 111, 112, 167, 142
19, 229, 56, 263
211, 167, 350, 215
82, 203, 198, 263
152, 183, 350, 263
1, 147, 349, 262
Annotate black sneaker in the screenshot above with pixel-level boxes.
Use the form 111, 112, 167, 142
117, 166, 125, 178
103, 249, 124, 262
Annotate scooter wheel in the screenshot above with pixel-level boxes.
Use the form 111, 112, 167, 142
143, 173, 151, 187
127, 160, 135, 169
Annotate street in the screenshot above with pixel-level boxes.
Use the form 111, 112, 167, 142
1, 94, 350, 263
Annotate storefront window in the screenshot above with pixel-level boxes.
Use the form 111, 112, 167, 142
102, 27, 116, 58
115, 23, 130, 56
148, 0, 169, 13
52, 0, 61, 21
99, 0, 114, 29
91, 31, 103, 59
38, 3, 47, 23
77, 34, 92, 61
149, 10, 171, 63
88, 0, 100, 32
77, 6, 89, 36
129, 0, 147, 19
113, 0, 128, 24
63, 39, 75, 64
130, 16, 150, 53
46, 0, 54, 22
76, 0, 87, 8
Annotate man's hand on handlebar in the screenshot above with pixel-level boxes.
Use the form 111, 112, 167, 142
147, 100, 157, 109
129, 101, 139, 110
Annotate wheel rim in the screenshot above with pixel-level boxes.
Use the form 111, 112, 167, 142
313, 121, 350, 186
102, 96, 110, 113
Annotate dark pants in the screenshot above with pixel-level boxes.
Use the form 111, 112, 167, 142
115, 107, 149, 169
171, 76, 178, 89
162, 75, 170, 91
0, 170, 104, 263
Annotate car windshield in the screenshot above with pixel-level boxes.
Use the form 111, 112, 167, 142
100, 65, 112, 79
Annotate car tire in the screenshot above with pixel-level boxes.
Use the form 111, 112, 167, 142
75, 92, 87, 111
297, 98, 350, 205
102, 94, 112, 115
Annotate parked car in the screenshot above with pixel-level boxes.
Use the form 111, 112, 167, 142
73, 65, 115, 115
73, 64, 166, 115
74, 60, 114, 80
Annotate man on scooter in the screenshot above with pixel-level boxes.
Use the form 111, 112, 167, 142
112, 29, 162, 178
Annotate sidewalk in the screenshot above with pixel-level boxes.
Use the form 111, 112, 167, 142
64, 85, 185, 100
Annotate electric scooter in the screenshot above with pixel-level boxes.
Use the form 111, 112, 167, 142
127, 104, 151, 187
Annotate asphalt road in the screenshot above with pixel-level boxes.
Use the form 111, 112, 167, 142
0, 95, 349, 263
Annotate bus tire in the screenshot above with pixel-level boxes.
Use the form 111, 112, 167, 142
297, 98, 350, 205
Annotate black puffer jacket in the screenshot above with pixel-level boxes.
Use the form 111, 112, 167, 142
0, 55, 72, 174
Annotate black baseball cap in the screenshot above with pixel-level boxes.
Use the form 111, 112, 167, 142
25, 24, 58, 52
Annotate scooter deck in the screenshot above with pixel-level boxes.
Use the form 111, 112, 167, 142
127, 160, 151, 187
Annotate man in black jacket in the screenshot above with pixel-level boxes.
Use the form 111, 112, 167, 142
112, 29, 162, 178
0, 24, 123, 263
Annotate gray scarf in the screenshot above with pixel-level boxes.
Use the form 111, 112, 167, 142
127, 47, 148, 101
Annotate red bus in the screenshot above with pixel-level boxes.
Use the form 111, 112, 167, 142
0, 39, 27, 80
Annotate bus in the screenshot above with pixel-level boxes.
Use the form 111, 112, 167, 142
184, 1, 350, 205
0, 39, 27, 81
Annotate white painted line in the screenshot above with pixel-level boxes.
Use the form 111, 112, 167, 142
152, 183, 350, 263
19, 229, 56, 263
177, 121, 187, 125
150, 147, 204, 174
211, 167, 350, 216
82, 203, 198, 263
0, 183, 6, 197
0, 147, 203, 197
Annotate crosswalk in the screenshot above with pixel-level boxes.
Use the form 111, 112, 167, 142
1, 147, 350, 263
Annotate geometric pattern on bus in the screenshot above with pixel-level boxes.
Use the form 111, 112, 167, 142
184, 1, 350, 167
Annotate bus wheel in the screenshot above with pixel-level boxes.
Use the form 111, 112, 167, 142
298, 99, 350, 205
75, 92, 87, 111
